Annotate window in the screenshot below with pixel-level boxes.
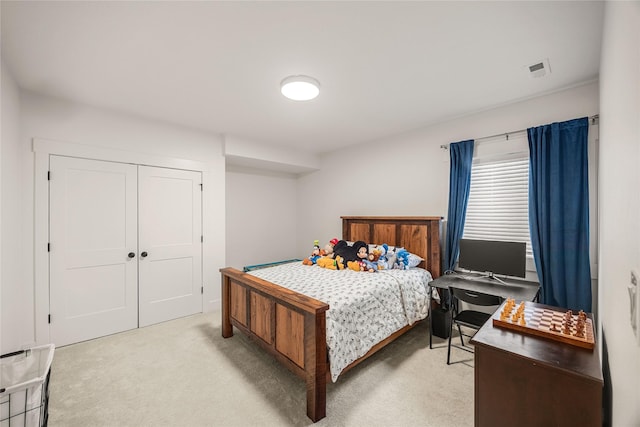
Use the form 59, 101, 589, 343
463, 153, 533, 257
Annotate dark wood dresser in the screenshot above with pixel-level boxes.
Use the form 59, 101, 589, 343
470, 301, 603, 427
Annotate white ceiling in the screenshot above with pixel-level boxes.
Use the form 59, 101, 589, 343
1, 1, 604, 155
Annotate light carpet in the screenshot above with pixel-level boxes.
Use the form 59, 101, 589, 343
49, 311, 474, 427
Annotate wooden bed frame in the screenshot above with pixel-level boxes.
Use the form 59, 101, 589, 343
220, 216, 442, 422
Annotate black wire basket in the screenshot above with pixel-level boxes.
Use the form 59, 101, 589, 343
0, 345, 54, 427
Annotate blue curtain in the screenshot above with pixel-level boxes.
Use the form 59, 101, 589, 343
528, 117, 591, 311
444, 140, 475, 273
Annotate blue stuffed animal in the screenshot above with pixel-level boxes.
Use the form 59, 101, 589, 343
376, 244, 390, 270
394, 248, 410, 270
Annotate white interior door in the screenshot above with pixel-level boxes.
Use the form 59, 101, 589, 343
49, 156, 138, 346
138, 166, 202, 327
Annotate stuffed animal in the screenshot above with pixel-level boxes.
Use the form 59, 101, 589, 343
375, 244, 390, 270
302, 240, 325, 265
334, 240, 368, 264
325, 238, 339, 258
362, 251, 379, 272
317, 255, 345, 270
394, 248, 410, 270
347, 260, 366, 271
347, 243, 376, 272
315, 238, 342, 269
332, 240, 349, 260
386, 248, 397, 269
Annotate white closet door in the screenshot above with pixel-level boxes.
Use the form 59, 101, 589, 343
49, 156, 138, 346
138, 166, 202, 327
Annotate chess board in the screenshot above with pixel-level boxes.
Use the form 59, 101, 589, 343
492, 300, 595, 350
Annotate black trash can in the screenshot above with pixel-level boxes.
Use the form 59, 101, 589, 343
432, 306, 452, 339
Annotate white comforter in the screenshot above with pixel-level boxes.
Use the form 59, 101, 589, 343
249, 262, 432, 382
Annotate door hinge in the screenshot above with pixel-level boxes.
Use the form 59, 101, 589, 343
199, 183, 203, 191
201, 235, 203, 243
47, 171, 51, 181
47, 243, 51, 252
201, 286, 204, 295
48, 314, 51, 324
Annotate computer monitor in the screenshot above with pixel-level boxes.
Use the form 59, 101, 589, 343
458, 239, 526, 278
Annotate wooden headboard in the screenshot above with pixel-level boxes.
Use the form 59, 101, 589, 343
341, 216, 443, 278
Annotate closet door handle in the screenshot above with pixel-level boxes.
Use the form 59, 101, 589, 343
141, 251, 148, 258
128, 252, 135, 259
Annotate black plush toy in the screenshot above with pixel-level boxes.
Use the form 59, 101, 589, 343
333, 240, 368, 264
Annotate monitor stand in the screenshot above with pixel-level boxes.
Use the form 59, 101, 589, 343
456, 270, 508, 285
477, 271, 508, 286
455, 270, 510, 286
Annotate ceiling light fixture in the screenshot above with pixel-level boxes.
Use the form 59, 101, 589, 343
280, 75, 320, 101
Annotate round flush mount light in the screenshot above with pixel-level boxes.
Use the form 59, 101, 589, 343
280, 75, 320, 101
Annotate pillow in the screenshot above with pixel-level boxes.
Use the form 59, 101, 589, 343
406, 252, 424, 268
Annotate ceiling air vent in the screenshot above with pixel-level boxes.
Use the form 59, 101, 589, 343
526, 58, 551, 78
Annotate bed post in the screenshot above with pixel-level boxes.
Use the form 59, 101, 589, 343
221, 272, 233, 338
305, 311, 327, 422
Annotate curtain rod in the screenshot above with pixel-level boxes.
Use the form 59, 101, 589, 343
440, 114, 599, 150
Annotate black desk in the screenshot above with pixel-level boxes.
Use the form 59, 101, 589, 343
428, 273, 540, 348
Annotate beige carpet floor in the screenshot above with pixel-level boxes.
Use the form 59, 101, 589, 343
49, 311, 474, 427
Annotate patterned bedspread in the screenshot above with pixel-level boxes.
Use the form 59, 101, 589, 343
248, 262, 433, 382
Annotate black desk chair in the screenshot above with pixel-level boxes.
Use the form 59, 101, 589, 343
447, 287, 503, 365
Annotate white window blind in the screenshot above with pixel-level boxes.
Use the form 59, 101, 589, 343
463, 155, 533, 257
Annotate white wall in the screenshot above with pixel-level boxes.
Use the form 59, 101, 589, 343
599, 2, 640, 425
2, 91, 226, 352
296, 82, 600, 259
1, 59, 23, 354
224, 135, 320, 175
226, 166, 298, 269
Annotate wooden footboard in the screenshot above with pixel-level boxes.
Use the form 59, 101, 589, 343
220, 267, 330, 422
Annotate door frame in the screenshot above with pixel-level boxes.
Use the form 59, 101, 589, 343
34, 138, 221, 345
